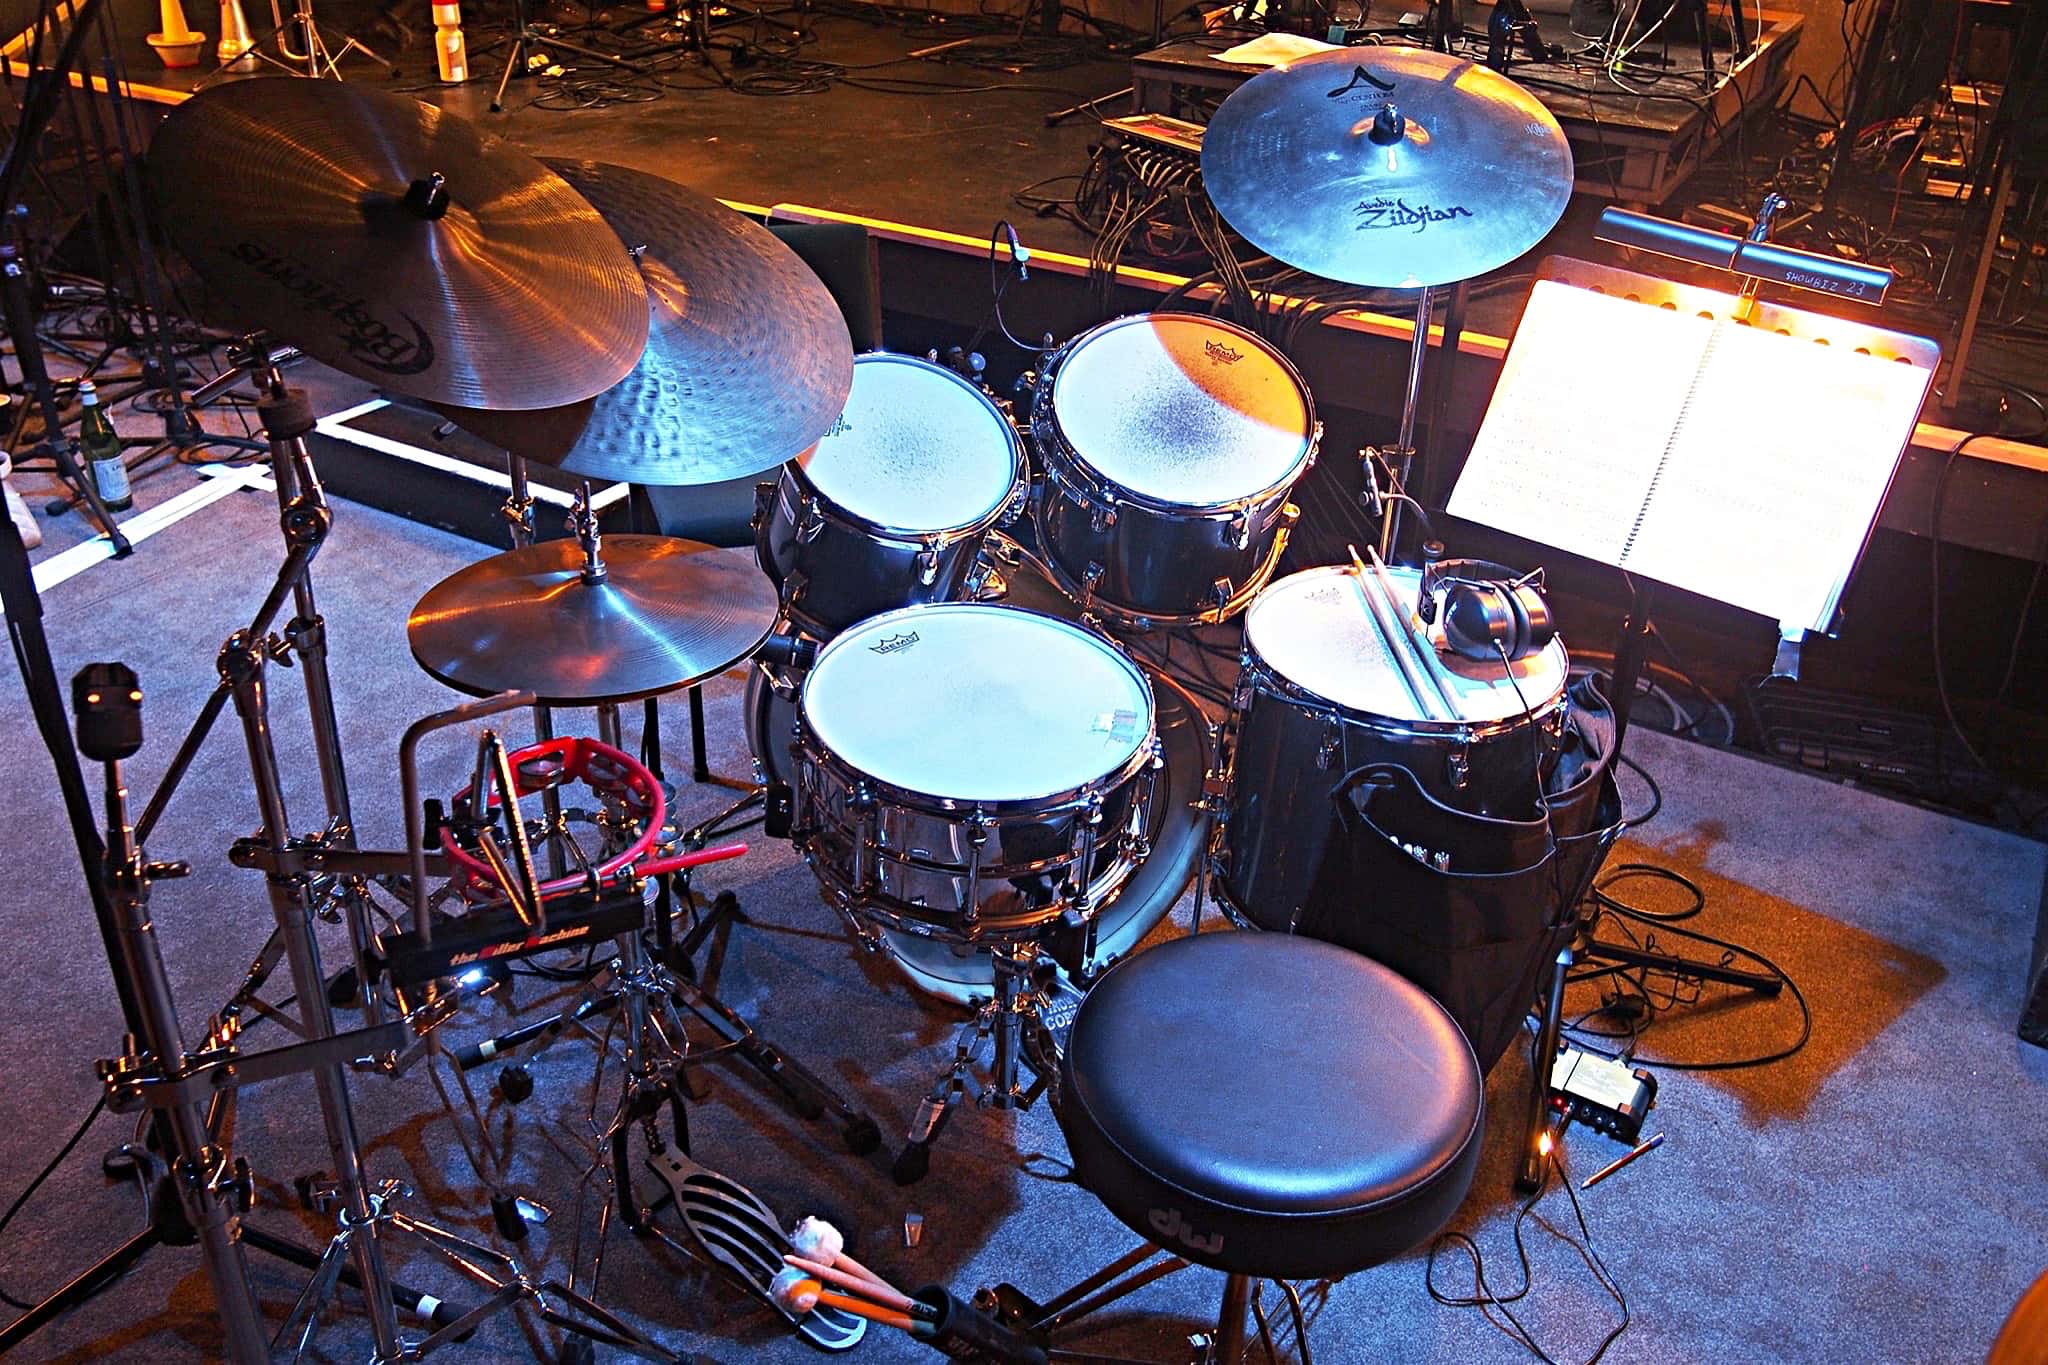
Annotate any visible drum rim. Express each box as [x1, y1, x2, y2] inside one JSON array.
[[784, 351, 1024, 541], [1241, 564, 1572, 735], [798, 601, 1160, 811], [1035, 312, 1320, 514]]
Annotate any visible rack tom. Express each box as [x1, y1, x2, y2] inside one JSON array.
[[757, 353, 1024, 637], [1029, 313, 1318, 627], [1218, 564, 1570, 933]]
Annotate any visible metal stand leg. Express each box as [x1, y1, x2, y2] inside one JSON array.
[[893, 944, 1048, 1184]]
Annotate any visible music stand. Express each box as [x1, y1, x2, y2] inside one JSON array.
[[1445, 224, 1938, 1187]]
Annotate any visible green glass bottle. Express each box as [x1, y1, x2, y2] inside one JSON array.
[[77, 379, 130, 513]]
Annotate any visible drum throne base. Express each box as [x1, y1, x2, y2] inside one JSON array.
[[975, 931, 1484, 1361]]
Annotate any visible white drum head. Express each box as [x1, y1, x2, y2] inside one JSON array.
[[1050, 314, 1312, 506], [795, 354, 1017, 533], [1245, 565, 1567, 723], [802, 604, 1152, 802]]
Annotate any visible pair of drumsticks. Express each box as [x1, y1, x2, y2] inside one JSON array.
[[770, 1217, 934, 1337]]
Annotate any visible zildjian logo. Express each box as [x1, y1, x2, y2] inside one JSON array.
[[1326, 65, 1396, 99], [868, 631, 920, 655], [1353, 196, 1476, 233]]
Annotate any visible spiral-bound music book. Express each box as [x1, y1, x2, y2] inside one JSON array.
[[1447, 259, 1939, 640]]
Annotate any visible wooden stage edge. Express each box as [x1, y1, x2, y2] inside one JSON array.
[[19, 57, 2048, 484]]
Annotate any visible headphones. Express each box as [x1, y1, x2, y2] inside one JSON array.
[[1416, 557, 1557, 664]]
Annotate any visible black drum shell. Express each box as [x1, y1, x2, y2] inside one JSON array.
[[1218, 662, 1568, 934]]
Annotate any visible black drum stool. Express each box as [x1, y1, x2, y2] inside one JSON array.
[[988, 931, 1483, 1361]]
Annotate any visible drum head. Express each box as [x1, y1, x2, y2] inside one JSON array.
[[1245, 565, 1567, 723], [802, 603, 1153, 803], [793, 353, 1017, 533], [1050, 314, 1312, 507]]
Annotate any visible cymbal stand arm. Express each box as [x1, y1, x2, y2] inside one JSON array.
[[1377, 285, 1434, 559]]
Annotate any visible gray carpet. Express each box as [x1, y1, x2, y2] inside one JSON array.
[[0, 471, 2043, 1364]]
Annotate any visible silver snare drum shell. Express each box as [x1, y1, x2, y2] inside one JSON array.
[[791, 602, 1160, 941], [1217, 564, 1570, 933], [758, 352, 1025, 637], [1029, 313, 1320, 627]]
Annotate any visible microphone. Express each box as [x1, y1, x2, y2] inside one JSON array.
[[1001, 221, 1029, 281]]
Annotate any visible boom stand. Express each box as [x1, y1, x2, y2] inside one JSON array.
[[1371, 285, 1435, 559]]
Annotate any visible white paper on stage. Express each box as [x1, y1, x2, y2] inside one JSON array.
[[1448, 271, 1937, 636]]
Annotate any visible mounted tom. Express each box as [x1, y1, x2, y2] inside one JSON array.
[[1028, 313, 1319, 628], [755, 352, 1026, 639]]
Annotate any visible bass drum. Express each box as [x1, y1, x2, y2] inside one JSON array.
[[744, 535, 1208, 1005], [1217, 563, 1571, 934]]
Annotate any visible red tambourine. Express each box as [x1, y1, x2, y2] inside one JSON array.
[[444, 735, 674, 904]]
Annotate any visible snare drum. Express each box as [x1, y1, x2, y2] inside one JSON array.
[[1218, 564, 1570, 933], [757, 353, 1024, 637], [1029, 313, 1319, 626], [791, 602, 1159, 941]]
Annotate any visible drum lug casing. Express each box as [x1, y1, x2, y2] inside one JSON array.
[[916, 537, 942, 587], [1316, 717, 1343, 770], [1088, 499, 1118, 534], [1226, 507, 1251, 552], [751, 480, 777, 532], [796, 495, 826, 544], [1445, 748, 1472, 790]]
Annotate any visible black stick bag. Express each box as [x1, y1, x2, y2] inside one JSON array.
[[1298, 677, 1625, 1072]]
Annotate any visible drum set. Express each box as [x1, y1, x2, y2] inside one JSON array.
[[54, 39, 1597, 1364]]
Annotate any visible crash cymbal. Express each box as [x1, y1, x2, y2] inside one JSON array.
[[408, 536, 778, 704], [1200, 47, 1573, 288], [144, 80, 648, 409], [434, 160, 854, 487]]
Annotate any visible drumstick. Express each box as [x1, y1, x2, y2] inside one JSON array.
[[1362, 543, 1460, 721], [1347, 544, 1450, 723], [783, 1254, 918, 1313], [771, 1273, 918, 1333], [788, 1217, 910, 1300]]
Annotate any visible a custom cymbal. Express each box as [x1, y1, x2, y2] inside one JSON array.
[[408, 536, 778, 704], [434, 160, 854, 487], [1200, 47, 1573, 288], [144, 80, 648, 409]]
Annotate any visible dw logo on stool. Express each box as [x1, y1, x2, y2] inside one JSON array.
[[1149, 1207, 1225, 1257]]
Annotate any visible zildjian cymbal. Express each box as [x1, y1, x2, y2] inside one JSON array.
[[407, 536, 778, 704], [143, 79, 648, 409], [432, 160, 855, 487], [1200, 47, 1574, 288]]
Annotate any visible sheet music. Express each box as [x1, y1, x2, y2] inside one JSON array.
[[1621, 322, 1933, 629], [1451, 276, 1933, 635], [1449, 282, 1717, 567]]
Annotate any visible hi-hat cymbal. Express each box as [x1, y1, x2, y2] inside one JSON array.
[[1200, 48, 1573, 288], [144, 80, 649, 410], [408, 536, 778, 704], [433, 160, 855, 487]]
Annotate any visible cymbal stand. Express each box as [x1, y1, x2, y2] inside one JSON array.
[[270, 0, 393, 77], [489, 0, 651, 113], [138, 337, 388, 1041], [1370, 285, 1434, 560]]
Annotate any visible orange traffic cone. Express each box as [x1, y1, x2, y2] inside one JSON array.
[[147, 0, 207, 66]]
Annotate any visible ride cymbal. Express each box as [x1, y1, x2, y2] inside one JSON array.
[[1200, 47, 1573, 288], [144, 79, 649, 409], [434, 160, 855, 487], [408, 536, 778, 704]]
